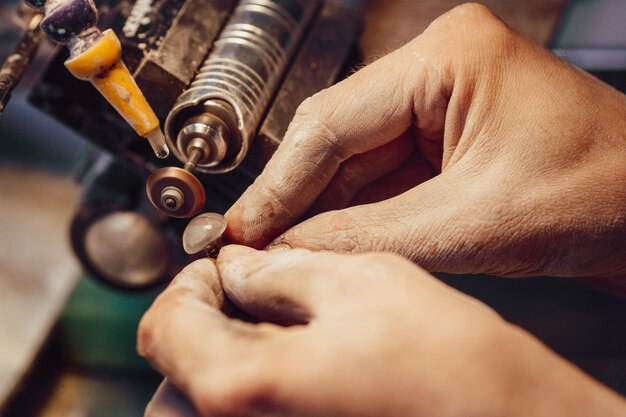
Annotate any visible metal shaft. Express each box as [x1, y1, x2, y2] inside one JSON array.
[[157, 147, 204, 213], [165, 0, 321, 174], [184, 148, 203, 172]]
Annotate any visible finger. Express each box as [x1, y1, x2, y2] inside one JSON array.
[[137, 259, 278, 410], [217, 245, 351, 323], [307, 131, 416, 216], [145, 380, 198, 417], [226, 41, 454, 248], [269, 167, 496, 274], [350, 150, 435, 207]]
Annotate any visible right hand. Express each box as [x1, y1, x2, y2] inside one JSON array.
[[225, 3, 626, 281]]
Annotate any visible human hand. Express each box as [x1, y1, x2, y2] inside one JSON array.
[[139, 246, 626, 417], [225, 3, 626, 280]]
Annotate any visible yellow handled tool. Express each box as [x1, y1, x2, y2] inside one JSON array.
[[24, 0, 169, 158], [65, 30, 168, 158]]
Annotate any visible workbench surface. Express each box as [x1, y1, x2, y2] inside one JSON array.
[[0, 166, 81, 410]]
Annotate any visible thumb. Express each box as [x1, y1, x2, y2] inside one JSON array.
[[269, 168, 491, 274], [217, 245, 348, 324]]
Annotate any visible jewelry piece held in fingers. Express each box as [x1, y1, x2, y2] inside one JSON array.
[[183, 213, 228, 258]]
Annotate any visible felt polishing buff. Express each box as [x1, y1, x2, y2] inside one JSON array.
[[64, 30, 169, 158]]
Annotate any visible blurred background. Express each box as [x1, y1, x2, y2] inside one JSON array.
[[1, 0, 625, 415]]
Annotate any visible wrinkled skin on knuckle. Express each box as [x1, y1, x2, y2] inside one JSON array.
[[408, 60, 450, 138], [293, 88, 326, 119], [425, 3, 510, 42], [291, 90, 348, 158], [279, 210, 380, 253], [422, 3, 512, 58], [278, 107, 348, 195], [174, 260, 224, 305]]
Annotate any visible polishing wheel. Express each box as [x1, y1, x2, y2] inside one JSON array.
[[147, 167, 206, 218]]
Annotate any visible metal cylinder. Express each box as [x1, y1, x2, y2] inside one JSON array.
[[165, 0, 321, 173]]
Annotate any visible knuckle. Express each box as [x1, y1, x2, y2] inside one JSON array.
[[195, 366, 276, 416], [171, 258, 216, 285], [440, 3, 501, 30], [424, 3, 512, 54], [294, 88, 327, 118], [136, 309, 157, 358], [289, 88, 351, 160], [288, 112, 344, 159], [451, 2, 496, 20], [262, 182, 298, 220], [136, 289, 186, 360], [292, 88, 335, 130]]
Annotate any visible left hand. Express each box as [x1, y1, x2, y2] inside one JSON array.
[[138, 246, 626, 417]]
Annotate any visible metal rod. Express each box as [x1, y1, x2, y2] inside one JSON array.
[[184, 148, 203, 172]]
